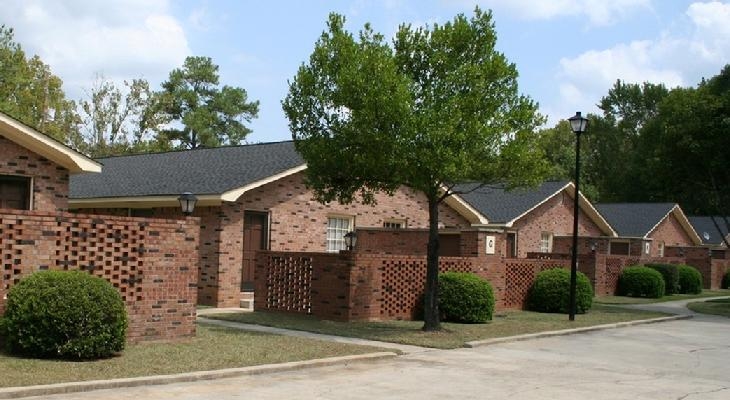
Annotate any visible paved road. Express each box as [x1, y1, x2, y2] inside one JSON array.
[[31, 313, 730, 400]]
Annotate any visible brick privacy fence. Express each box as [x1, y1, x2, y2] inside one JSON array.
[[254, 229, 730, 322], [0, 209, 199, 342]]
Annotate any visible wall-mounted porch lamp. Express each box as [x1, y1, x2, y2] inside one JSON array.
[[178, 192, 198, 216], [344, 231, 358, 251]]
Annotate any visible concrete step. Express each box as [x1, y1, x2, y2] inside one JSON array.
[[240, 291, 254, 311]]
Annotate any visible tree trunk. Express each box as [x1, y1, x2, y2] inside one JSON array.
[[422, 192, 441, 331]]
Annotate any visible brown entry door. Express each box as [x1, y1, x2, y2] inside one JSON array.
[[506, 233, 517, 258], [242, 211, 268, 291]]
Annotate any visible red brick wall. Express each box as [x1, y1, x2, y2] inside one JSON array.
[[0, 209, 199, 342], [83, 171, 471, 308], [239, 171, 470, 252], [0, 135, 69, 211], [511, 192, 604, 257], [649, 212, 696, 257]]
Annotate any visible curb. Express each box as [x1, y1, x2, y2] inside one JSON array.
[[464, 314, 693, 348], [0, 352, 397, 399]]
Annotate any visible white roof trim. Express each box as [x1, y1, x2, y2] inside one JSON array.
[[442, 188, 489, 225], [646, 204, 703, 245], [70, 195, 223, 209], [0, 112, 101, 174], [502, 182, 617, 236], [70, 165, 308, 208], [502, 182, 573, 228], [220, 164, 307, 202]]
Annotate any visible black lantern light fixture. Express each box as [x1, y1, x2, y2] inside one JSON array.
[[344, 231, 357, 251], [178, 192, 198, 216], [568, 111, 588, 322]]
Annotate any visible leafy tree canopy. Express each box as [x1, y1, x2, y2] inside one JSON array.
[[0, 25, 80, 146], [156, 56, 260, 149], [283, 9, 547, 330]]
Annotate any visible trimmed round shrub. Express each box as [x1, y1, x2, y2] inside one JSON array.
[[677, 265, 703, 294], [722, 271, 730, 289], [527, 268, 593, 314], [645, 264, 679, 295], [438, 272, 495, 323], [618, 266, 665, 298], [3, 270, 128, 360]]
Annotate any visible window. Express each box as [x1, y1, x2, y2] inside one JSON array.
[[326, 216, 353, 252], [383, 220, 406, 229], [0, 175, 31, 210], [539, 232, 553, 253], [610, 241, 629, 255], [658, 242, 665, 257]]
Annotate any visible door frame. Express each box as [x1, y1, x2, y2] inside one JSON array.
[[242, 210, 271, 291]]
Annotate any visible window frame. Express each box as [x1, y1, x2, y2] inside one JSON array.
[[539, 231, 553, 253], [383, 219, 406, 229], [0, 175, 32, 210], [326, 215, 354, 253]]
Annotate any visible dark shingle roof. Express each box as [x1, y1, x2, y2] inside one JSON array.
[[70, 141, 304, 198], [454, 181, 570, 224], [594, 203, 676, 237], [688, 216, 729, 245]]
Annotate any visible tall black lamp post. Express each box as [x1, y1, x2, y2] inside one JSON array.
[[568, 111, 588, 321]]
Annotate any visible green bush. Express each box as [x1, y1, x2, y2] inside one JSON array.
[[3, 270, 128, 360], [527, 268, 593, 314], [645, 263, 679, 295], [438, 272, 495, 323], [677, 265, 703, 294], [722, 271, 730, 289], [618, 266, 665, 298]]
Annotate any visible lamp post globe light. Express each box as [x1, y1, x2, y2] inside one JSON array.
[[178, 192, 198, 216], [568, 111, 588, 321]]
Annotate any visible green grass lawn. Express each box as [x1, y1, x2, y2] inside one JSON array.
[[595, 289, 730, 305], [204, 304, 667, 350], [687, 298, 730, 317], [0, 324, 386, 388]]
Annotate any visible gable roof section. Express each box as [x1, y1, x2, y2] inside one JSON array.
[[596, 203, 702, 244], [0, 112, 101, 174], [451, 181, 615, 235], [688, 216, 729, 246], [70, 141, 305, 207]]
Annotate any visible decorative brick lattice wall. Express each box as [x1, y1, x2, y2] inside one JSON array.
[[265, 254, 313, 313], [503, 259, 566, 309], [0, 210, 199, 342], [379, 257, 474, 320]]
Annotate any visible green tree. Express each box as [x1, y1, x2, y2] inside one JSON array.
[[637, 65, 730, 216], [78, 75, 169, 157], [0, 25, 80, 145], [156, 56, 260, 149], [283, 9, 546, 331], [535, 119, 599, 200]]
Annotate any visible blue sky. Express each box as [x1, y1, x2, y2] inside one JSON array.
[[3, 1, 730, 143]]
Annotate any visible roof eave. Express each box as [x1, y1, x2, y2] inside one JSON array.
[[505, 182, 618, 237], [0, 112, 102, 174], [646, 205, 703, 246], [220, 164, 307, 202], [70, 194, 224, 209], [443, 190, 489, 225]]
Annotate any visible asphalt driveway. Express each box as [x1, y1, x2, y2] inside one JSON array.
[[27, 311, 730, 400]]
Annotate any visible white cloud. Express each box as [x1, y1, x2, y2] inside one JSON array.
[[1, 0, 191, 99], [547, 1, 730, 123], [473, 0, 652, 26]]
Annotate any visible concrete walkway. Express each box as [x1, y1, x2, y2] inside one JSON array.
[[197, 317, 433, 354], [615, 295, 730, 316]]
